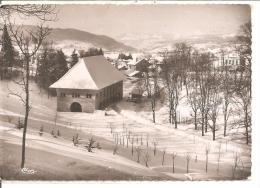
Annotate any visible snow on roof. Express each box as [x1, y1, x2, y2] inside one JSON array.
[[118, 64, 127, 69], [128, 58, 148, 66], [128, 70, 140, 77], [49, 56, 126, 90]]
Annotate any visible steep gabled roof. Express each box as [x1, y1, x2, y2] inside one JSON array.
[[49, 55, 125, 90], [128, 58, 149, 66]]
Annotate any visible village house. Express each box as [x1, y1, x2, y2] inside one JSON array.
[[128, 58, 150, 72], [213, 52, 241, 70], [120, 58, 150, 78], [49, 55, 125, 113]]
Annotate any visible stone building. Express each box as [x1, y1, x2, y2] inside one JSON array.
[[49, 55, 125, 113]]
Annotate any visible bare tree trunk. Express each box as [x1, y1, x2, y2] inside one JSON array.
[[212, 121, 216, 141], [205, 112, 208, 133], [245, 106, 249, 145], [194, 111, 197, 130], [201, 110, 205, 136], [174, 110, 177, 129], [152, 108, 155, 123], [223, 106, 227, 137], [169, 108, 172, 124], [21, 56, 30, 169], [172, 158, 175, 173]]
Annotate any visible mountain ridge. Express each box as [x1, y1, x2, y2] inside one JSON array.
[[0, 24, 136, 52]]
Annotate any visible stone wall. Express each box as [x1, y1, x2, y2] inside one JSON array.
[[56, 89, 97, 113], [55, 81, 123, 113]]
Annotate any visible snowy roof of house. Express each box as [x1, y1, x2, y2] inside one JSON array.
[[128, 58, 148, 66], [128, 70, 140, 77], [49, 55, 126, 90], [118, 64, 127, 69]]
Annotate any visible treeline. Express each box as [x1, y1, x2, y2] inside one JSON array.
[[78, 47, 103, 58], [0, 23, 106, 93], [0, 24, 21, 79], [35, 46, 68, 91], [145, 22, 251, 144], [118, 53, 133, 60], [36, 46, 104, 93]]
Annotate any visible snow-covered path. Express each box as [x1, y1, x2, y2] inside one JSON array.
[[0, 123, 166, 179]]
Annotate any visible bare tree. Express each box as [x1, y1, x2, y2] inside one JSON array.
[[161, 54, 183, 128], [186, 80, 200, 130], [220, 50, 233, 137], [126, 133, 129, 148], [153, 140, 157, 156], [113, 144, 119, 155], [84, 137, 101, 152], [144, 62, 159, 123], [233, 22, 251, 145], [186, 153, 191, 173], [8, 24, 51, 168], [39, 125, 43, 136], [217, 142, 222, 173], [131, 137, 134, 156], [197, 53, 212, 136], [57, 129, 60, 137], [233, 86, 251, 145], [146, 134, 149, 148], [161, 148, 166, 166], [72, 133, 79, 146], [207, 69, 222, 141], [144, 151, 151, 167], [205, 145, 210, 173], [232, 152, 240, 179], [172, 152, 177, 173], [186, 51, 200, 130], [1, 5, 56, 169], [135, 146, 142, 163]]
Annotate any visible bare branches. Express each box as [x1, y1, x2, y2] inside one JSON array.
[[186, 153, 191, 173], [143, 62, 159, 123], [3, 5, 56, 169], [8, 22, 51, 58], [0, 5, 57, 22]]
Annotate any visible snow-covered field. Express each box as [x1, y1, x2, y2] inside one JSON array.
[[0, 79, 251, 180]]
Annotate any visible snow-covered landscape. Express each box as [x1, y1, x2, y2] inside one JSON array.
[[0, 4, 253, 182]]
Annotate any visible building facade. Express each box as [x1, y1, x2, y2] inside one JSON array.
[[50, 56, 125, 113]]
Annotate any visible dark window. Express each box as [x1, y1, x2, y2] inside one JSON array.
[[86, 94, 92, 98], [72, 93, 80, 98], [60, 93, 66, 97]]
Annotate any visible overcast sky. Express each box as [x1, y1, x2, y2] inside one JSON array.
[[16, 4, 250, 39]]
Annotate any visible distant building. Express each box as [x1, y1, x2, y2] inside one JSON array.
[[128, 58, 150, 72], [213, 52, 240, 69], [49, 56, 125, 113], [222, 53, 240, 67]]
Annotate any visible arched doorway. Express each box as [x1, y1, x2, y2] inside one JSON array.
[[70, 102, 82, 112]]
